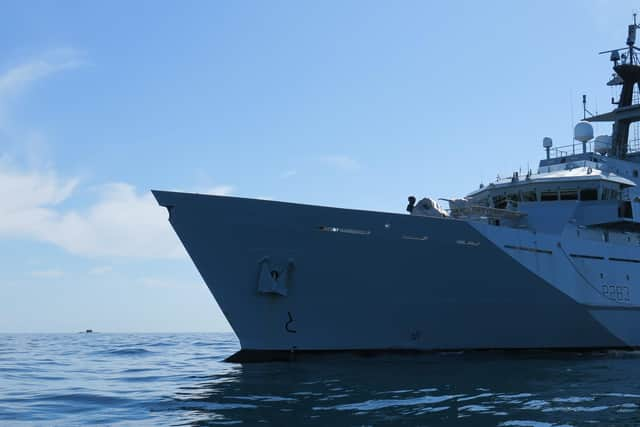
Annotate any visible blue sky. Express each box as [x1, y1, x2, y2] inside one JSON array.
[[0, 1, 636, 332]]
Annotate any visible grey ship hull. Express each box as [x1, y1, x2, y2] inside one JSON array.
[[153, 191, 635, 361]]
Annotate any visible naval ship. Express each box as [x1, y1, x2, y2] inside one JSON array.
[[154, 18, 640, 362]]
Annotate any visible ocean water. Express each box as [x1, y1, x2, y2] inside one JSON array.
[[2, 334, 640, 426]]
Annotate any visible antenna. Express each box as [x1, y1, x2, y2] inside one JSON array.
[[628, 13, 639, 65], [592, 13, 640, 159], [629, 17, 637, 46], [599, 14, 640, 64], [582, 94, 593, 119]]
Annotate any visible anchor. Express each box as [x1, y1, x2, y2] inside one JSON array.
[[257, 256, 295, 296]]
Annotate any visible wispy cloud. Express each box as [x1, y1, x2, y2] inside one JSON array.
[[201, 185, 234, 196], [139, 277, 181, 289], [88, 266, 113, 275], [29, 269, 64, 278], [0, 162, 77, 211], [0, 158, 240, 259], [0, 48, 228, 260], [323, 155, 361, 171], [0, 163, 185, 259], [0, 48, 87, 145], [0, 48, 86, 100], [280, 169, 297, 179]]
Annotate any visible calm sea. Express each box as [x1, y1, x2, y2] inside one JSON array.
[[1, 333, 640, 426]]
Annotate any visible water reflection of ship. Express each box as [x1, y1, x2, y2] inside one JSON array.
[[170, 352, 637, 425]]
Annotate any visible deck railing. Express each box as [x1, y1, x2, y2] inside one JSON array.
[[547, 142, 594, 159]]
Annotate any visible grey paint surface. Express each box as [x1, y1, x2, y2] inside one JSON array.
[[153, 191, 628, 353]]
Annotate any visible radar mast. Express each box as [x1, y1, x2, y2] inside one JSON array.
[[587, 14, 640, 159]]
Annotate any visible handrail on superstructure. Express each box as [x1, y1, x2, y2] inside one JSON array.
[[547, 142, 595, 160]]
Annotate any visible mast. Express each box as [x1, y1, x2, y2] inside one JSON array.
[[587, 14, 640, 159]]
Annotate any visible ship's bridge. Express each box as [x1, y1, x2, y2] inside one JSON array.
[[466, 166, 635, 209], [451, 167, 637, 231]]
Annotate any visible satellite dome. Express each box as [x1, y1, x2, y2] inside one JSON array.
[[543, 137, 553, 148], [574, 122, 594, 143], [594, 135, 612, 155]]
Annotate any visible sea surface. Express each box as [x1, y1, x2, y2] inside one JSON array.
[[2, 333, 640, 426]]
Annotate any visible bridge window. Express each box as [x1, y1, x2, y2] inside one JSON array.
[[560, 190, 578, 200], [540, 191, 558, 201], [602, 188, 620, 200], [493, 195, 507, 209], [521, 190, 537, 202], [580, 188, 598, 201]]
